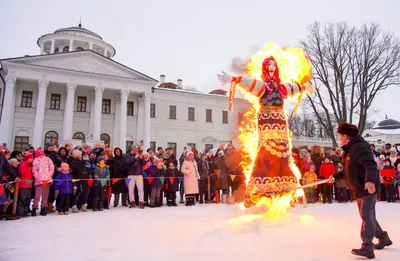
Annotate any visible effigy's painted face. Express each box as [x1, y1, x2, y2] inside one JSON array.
[[268, 60, 277, 77]]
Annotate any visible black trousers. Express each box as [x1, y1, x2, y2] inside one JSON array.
[[57, 194, 71, 212], [321, 184, 333, 202], [17, 188, 32, 216], [92, 186, 104, 210], [356, 194, 385, 251], [198, 179, 208, 201], [167, 189, 177, 203], [384, 184, 395, 201]]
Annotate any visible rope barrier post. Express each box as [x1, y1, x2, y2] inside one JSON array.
[[7, 181, 20, 220]]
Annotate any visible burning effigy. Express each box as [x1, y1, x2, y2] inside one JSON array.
[[217, 43, 315, 212]]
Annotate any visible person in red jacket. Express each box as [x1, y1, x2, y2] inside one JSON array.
[[380, 159, 396, 203], [17, 152, 34, 217], [319, 157, 335, 203]]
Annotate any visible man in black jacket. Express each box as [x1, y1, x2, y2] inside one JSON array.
[[333, 123, 392, 259]]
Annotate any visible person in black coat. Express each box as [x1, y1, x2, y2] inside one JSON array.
[[165, 161, 179, 206], [69, 150, 90, 212], [109, 148, 128, 207], [45, 144, 63, 213], [333, 122, 392, 259]]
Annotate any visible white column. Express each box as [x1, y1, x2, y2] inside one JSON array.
[[93, 86, 104, 141], [104, 48, 108, 56], [89, 42, 93, 51], [50, 39, 55, 53], [143, 92, 151, 150], [0, 76, 17, 146], [62, 83, 76, 140], [113, 94, 121, 148], [69, 39, 73, 52], [32, 80, 49, 148], [136, 95, 144, 145], [40, 44, 45, 54], [120, 90, 129, 150], [89, 92, 95, 139]]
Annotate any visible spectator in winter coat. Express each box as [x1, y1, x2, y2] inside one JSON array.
[[110, 148, 128, 207], [334, 162, 348, 203], [10, 150, 23, 162], [319, 157, 336, 203], [17, 152, 34, 217], [141, 152, 153, 206], [69, 150, 90, 212], [394, 152, 400, 169], [32, 149, 55, 216], [395, 164, 400, 201], [181, 151, 200, 206], [334, 122, 391, 258], [165, 161, 179, 206], [389, 148, 397, 166], [380, 159, 396, 203], [370, 144, 381, 158], [149, 162, 164, 207], [197, 154, 210, 204], [92, 157, 110, 211], [58, 147, 69, 162], [45, 143, 62, 213], [54, 163, 77, 215], [124, 145, 145, 209]]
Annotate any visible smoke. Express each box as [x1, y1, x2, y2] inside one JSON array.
[[230, 56, 249, 76]]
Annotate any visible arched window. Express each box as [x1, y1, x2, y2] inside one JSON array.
[[100, 133, 110, 147], [54, 47, 59, 53], [44, 131, 59, 145], [73, 132, 85, 142], [76, 47, 84, 51], [63, 46, 69, 52]]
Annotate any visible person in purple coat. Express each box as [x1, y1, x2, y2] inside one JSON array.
[[149, 162, 165, 208], [54, 163, 77, 215]]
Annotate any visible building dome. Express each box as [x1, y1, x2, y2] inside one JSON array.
[[373, 118, 400, 130], [37, 23, 116, 58]]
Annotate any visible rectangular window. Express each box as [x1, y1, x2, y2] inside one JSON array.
[[150, 103, 156, 118], [169, 105, 176, 119], [238, 112, 244, 124], [21, 91, 33, 107], [187, 143, 196, 149], [205, 144, 214, 153], [102, 99, 111, 114], [206, 109, 212, 122], [127, 101, 134, 116], [77, 96, 87, 112], [126, 140, 134, 154], [150, 141, 156, 152], [188, 107, 195, 121], [167, 142, 177, 156], [14, 136, 29, 152], [222, 111, 228, 124], [50, 94, 61, 110]]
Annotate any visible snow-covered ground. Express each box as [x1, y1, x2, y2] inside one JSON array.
[[1, 202, 398, 261]]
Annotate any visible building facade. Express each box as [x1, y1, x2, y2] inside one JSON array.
[[0, 24, 250, 157], [363, 118, 400, 147]]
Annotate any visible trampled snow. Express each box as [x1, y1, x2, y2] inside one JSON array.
[[1, 202, 398, 261]]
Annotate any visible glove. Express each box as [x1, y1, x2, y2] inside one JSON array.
[[55, 190, 59, 198], [217, 71, 232, 85], [303, 82, 316, 95]]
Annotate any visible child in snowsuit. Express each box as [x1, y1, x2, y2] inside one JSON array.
[[302, 165, 318, 203], [54, 163, 77, 215], [93, 156, 110, 211], [380, 159, 396, 202], [165, 161, 179, 206]]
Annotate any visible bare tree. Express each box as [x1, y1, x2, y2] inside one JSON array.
[[288, 114, 304, 137], [301, 22, 400, 146]]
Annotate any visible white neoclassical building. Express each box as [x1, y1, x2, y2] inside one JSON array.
[[0, 24, 250, 156]]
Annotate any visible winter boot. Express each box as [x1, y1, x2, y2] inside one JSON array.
[[40, 208, 47, 216], [129, 201, 135, 208], [351, 248, 375, 259], [375, 232, 393, 250], [72, 206, 79, 213], [114, 194, 120, 207], [47, 203, 56, 213], [191, 197, 195, 206], [31, 208, 37, 216], [58, 212, 65, 215], [139, 202, 145, 209], [80, 204, 88, 212]]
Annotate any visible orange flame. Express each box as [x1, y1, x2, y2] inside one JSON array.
[[237, 43, 312, 215]]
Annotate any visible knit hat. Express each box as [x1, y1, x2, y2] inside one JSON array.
[[97, 156, 104, 163], [389, 147, 397, 153], [9, 158, 18, 164], [337, 122, 358, 137], [72, 149, 82, 159], [35, 148, 45, 158], [24, 152, 34, 161]]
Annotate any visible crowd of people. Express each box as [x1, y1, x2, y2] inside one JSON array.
[[1, 141, 399, 220]]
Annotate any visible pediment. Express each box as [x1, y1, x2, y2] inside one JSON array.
[[201, 136, 218, 143], [5, 51, 156, 83]]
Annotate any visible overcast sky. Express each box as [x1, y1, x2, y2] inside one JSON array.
[[2, 0, 399, 123]]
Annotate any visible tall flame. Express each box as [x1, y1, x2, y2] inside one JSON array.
[[237, 43, 312, 214]]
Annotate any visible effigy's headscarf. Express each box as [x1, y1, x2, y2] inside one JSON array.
[[261, 56, 287, 98]]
